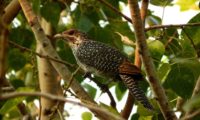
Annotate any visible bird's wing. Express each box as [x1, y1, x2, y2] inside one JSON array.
[[118, 60, 143, 80]]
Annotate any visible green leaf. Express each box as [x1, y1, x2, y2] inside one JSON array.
[[32, 0, 41, 13], [164, 58, 200, 99], [146, 15, 162, 26], [100, 0, 120, 19], [176, 0, 198, 11], [57, 40, 76, 64], [137, 99, 156, 116], [131, 113, 139, 120], [148, 40, 165, 58], [8, 49, 27, 71], [40, 1, 61, 27], [109, 21, 135, 43], [16, 87, 35, 92], [10, 79, 25, 89], [99, 102, 119, 115], [0, 97, 24, 114], [81, 112, 92, 120], [9, 28, 34, 48], [159, 28, 181, 56], [82, 83, 97, 99], [183, 94, 200, 112], [157, 63, 171, 83], [115, 82, 126, 101], [77, 15, 94, 32], [181, 13, 200, 54], [150, 0, 173, 6]]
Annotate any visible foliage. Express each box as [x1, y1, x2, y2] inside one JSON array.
[[1, 0, 200, 120]]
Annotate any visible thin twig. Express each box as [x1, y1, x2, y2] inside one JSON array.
[[164, 31, 178, 49], [9, 40, 75, 68], [97, 0, 132, 23], [65, 67, 80, 90], [86, 74, 117, 109], [145, 22, 200, 31], [0, 92, 124, 120], [181, 109, 200, 120]]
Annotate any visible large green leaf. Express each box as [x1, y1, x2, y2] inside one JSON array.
[[157, 63, 171, 83], [164, 58, 200, 99], [40, 1, 61, 27], [181, 13, 200, 56], [148, 40, 165, 62], [0, 97, 24, 114], [8, 49, 27, 71], [76, 15, 94, 32], [9, 27, 34, 48], [184, 94, 200, 112]]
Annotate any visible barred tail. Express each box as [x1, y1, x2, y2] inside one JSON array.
[[120, 74, 154, 110]]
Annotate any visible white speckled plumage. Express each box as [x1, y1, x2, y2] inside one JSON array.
[[56, 29, 153, 110]]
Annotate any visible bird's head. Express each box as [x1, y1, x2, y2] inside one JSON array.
[[54, 29, 88, 48]]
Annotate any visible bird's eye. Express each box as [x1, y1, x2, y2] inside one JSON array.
[[68, 30, 75, 35]]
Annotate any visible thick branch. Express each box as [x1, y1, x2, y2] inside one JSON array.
[[128, 0, 177, 120], [121, 0, 149, 119], [2, 0, 21, 26]]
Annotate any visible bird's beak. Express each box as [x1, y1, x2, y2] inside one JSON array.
[[54, 33, 75, 43], [54, 33, 64, 39]]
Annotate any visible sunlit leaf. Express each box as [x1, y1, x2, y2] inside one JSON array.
[[81, 112, 92, 120], [176, 0, 198, 11], [150, 0, 173, 6], [157, 63, 171, 83], [82, 83, 97, 99], [115, 82, 126, 101]]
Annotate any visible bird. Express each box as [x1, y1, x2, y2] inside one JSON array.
[[54, 29, 153, 110]]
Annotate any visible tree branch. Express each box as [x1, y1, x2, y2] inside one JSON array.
[[128, 0, 177, 120], [181, 109, 200, 120], [2, 0, 21, 26], [145, 22, 200, 31], [0, 92, 124, 120], [121, 0, 149, 119]]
